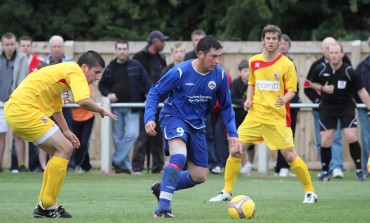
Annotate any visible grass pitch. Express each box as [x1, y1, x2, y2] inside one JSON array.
[[0, 169, 369, 222]]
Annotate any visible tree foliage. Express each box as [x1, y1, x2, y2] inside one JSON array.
[[0, 0, 368, 41]]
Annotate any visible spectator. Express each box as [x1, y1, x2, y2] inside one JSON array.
[[42, 35, 75, 171], [355, 36, 370, 176], [98, 40, 151, 174], [310, 42, 369, 182], [132, 31, 169, 174], [304, 37, 347, 179], [71, 85, 95, 173], [0, 32, 28, 173], [274, 34, 300, 177], [160, 42, 186, 76], [184, 29, 206, 61], [231, 59, 256, 176]]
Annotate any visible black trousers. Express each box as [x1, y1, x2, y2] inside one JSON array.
[[132, 111, 164, 173], [274, 104, 300, 173], [72, 116, 94, 171]]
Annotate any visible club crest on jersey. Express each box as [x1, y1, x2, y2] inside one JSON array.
[[274, 72, 279, 79], [255, 62, 260, 68], [337, 80, 347, 89], [41, 116, 48, 124], [208, 81, 216, 90]]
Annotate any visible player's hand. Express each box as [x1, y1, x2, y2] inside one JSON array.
[[275, 95, 285, 107], [228, 137, 242, 154], [63, 130, 80, 149], [100, 109, 117, 120], [243, 99, 252, 111], [322, 81, 334, 94], [145, 121, 157, 136]]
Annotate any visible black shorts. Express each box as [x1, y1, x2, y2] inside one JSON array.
[[319, 103, 357, 131]]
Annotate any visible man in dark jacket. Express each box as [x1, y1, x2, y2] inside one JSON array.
[[355, 36, 370, 176], [132, 31, 169, 174], [98, 40, 151, 174]]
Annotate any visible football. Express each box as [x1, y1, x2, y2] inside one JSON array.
[[228, 195, 256, 219]]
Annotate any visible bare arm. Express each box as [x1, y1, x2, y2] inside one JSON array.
[[52, 111, 80, 148], [275, 91, 296, 107], [243, 84, 255, 111], [78, 98, 117, 120]]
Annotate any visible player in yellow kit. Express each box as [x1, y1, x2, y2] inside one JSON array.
[[4, 51, 117, 218], [209, 25, 317, 203]]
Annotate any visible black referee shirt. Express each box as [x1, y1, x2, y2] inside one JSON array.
[[310, 62, 363, 106]]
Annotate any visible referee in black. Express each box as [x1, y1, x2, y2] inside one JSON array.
[[310, 42, 370, 182]]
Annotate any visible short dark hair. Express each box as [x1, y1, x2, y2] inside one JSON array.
[[115, 39, 129, 49], [196, 36, 223, 55], [238, 59, 249, 71], [1, 32, 16, 42], [77, 50, 105, 68], [19, 35, 32, 42], [261, 24, 281, 39]]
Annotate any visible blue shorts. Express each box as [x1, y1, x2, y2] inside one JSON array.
[[160, 116, 208, 168]]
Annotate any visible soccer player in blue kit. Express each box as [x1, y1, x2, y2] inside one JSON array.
[[144, 36, 242, 218]]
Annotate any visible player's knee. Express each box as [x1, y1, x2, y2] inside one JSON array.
[[230, 151, 242, 159], [169, 146, 187, 168], [57, 143, 73, 158], [192, 174, 207, 184], [281, 148, 296, 163]]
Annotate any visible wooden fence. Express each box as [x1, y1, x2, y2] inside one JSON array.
[[2, 40, 370, 170]]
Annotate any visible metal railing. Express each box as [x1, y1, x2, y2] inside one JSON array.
[[0, 100, 367, 173]]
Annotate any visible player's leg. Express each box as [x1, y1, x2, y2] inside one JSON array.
[[263, 124, 317, 203], [35, 127, 73, 215], [153, 117, 190, 218], [209, 118, 261, 202], [341, 108, 366, 181], [343, 127, 365, 181], [280, 148, 317, 203], [317, 107, 337, 181], [176, 127, 208, 190], [154, 138, 186, 218], [319, 129, 335, 180]]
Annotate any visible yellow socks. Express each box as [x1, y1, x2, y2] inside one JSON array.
[[223, 155, 241, 194], [289, 156, 314, 193], [37, 162, 49, 204], [39, 156, 69, 208]]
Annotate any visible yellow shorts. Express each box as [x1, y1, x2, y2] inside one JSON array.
[[4, 99, 55, 142], [238, 116, 294, 150]]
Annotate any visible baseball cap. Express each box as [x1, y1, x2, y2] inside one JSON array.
[[147, 30, 170, 42]]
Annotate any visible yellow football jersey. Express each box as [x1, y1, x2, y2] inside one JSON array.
[[248, 53, 297, 127], [9, 62, 90, 117]]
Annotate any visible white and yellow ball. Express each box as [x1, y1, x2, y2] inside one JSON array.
[[228, 195, 256, 219]]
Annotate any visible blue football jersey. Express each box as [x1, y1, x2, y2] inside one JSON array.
[[145, 60, 238, 138]]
